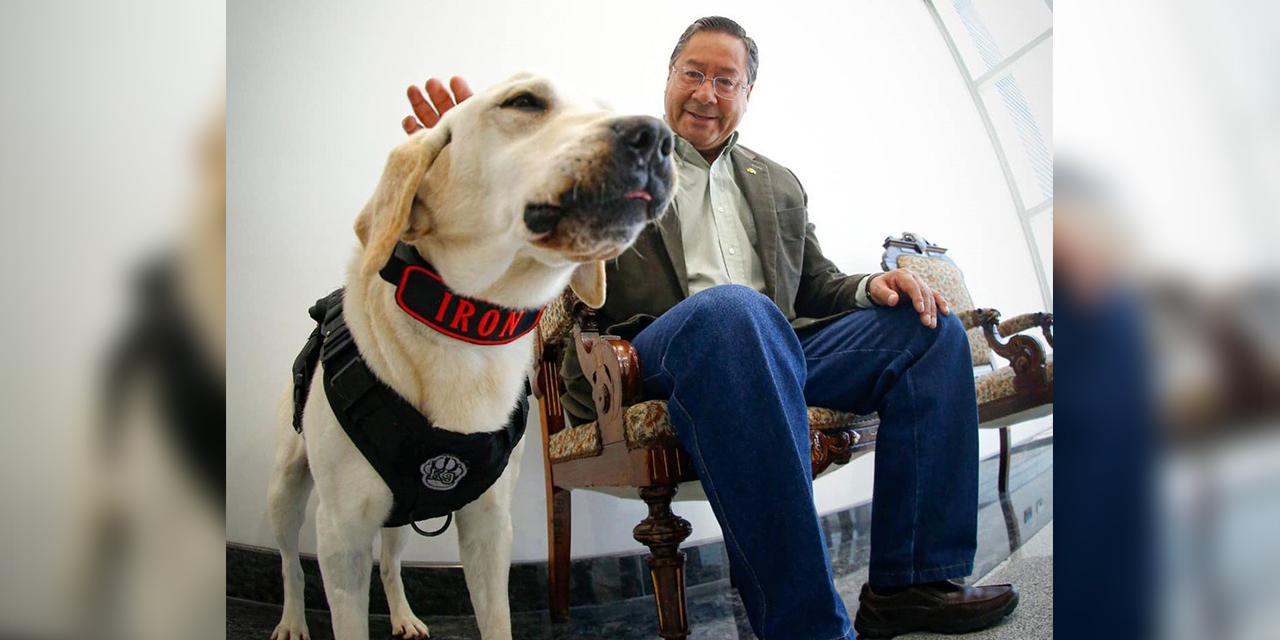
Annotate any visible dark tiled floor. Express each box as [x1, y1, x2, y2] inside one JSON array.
[[228, 436, 1052, 639]]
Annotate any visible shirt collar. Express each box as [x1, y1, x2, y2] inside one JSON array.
[[673, 131, 740, 169]]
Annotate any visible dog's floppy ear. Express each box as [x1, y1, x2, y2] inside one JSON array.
[[569, 260, 607, 309], [354, 127, 450, 276]]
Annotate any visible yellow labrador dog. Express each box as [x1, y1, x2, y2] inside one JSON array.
[[268, 73, 675, 640]]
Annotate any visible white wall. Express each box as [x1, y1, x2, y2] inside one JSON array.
[[228, 0, 1050, 563]]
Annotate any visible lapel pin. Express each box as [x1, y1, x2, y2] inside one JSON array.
[[746, 167, 757, 174]]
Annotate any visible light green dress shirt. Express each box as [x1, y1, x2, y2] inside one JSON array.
[[672, 134, 877, 306], [672, 133, 767, 296]]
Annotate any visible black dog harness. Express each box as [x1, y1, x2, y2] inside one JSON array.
[[292, 245, 541, 534]]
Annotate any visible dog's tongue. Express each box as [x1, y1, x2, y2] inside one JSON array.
[[625, 190, 652, 202]]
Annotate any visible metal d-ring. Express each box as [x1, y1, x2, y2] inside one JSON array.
[[409, 512, 453, 537]]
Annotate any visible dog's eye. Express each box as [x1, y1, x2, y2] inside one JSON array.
[[500, 93, 547, 112]]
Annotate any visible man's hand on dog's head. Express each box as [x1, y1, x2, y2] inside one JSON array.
[[403, 77, 473, 133], [869, 268, 950, 329]]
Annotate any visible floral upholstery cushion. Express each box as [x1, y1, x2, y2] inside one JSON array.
[[974, 366, 1016, 405], [896, 255, 989, 366], [807, 406, 877, 431], [550, 352, 1053, 461], [973, 354, 1054, 405], [536, 290, 575, 347], [546, 401, 873, 462], [623, 401, 674, 448], [965, 327, 991, 366], [547, 421, 602, 462], [896, 255, 975, 311], [621, 401, 875, 450]]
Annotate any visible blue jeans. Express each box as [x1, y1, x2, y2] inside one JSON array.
[[630, 285, 979, 640]]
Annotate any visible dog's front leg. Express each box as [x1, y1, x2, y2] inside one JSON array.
[[316, 504, 378, 640], [455, 439, 523, 640], [457, 500, 515, 640], [268, 426, 314, 640], [380, 526, 431, 638]]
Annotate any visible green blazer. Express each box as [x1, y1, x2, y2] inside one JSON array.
[[559, 143, 873, 425]]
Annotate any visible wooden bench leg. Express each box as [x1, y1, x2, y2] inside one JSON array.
[[998, 427, 1012, 495], [633, 485, 693, 640], [548, 486, 571, 622], [999, 490, 1022, 554]]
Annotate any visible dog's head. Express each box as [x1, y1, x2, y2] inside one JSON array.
[[354, 73, 676, 309]]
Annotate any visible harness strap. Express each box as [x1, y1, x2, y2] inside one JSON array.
[[292, 289, 344, 432]]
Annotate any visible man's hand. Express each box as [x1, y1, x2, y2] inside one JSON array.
[[402, 77, 474, 133], [869, 269, 950, 329]]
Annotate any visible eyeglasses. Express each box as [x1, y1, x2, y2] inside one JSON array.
[[669, 66, 749, 101]]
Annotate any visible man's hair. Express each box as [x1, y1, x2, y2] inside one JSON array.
[[669, 16, 759, 84]]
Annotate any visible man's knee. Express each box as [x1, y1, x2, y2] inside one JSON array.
[[685, 285, 783, 331], [921, 309, 974, 369], [880, 303, 969, 353], [937, 308, 967, 339], [673, 285, 799, 361]]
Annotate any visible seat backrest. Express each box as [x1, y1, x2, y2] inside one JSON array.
[[882, 232, 992, 366]]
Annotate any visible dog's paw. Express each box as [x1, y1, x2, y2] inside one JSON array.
[[391, 613, 431, 639], [270, 619, 311, 640]]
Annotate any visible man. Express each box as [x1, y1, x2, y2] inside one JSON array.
[[404, 16, 1017, 640]]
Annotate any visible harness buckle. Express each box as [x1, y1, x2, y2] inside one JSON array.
[[327, 355, 377, 412], [321, 325, 356, 363]]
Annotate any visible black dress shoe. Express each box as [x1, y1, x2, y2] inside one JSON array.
[[853, 580, 1019, 638]]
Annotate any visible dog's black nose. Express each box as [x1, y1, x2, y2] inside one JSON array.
[[613, 116, 673, 165]]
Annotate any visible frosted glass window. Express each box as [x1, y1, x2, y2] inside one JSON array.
[[978, 37, 1053, 205], [928, 0, 1053, 308], [935, 0, 1052, 79], [1030, 210, 1053, 298]]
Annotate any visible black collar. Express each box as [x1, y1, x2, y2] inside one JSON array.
[[378, 243, 545, 345]]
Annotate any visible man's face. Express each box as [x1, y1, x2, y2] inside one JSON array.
[[663, 31, 753, 157]]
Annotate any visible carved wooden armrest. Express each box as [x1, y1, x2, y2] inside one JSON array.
[[811, 429, 856, 478], [1039, 313, 1053, 348], [573, 302, 644, 445], [810, 420, 879, 477], [954, 309, 982, 330], [974, 308, 1052, 392], [997, 312, 1054, 348]]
